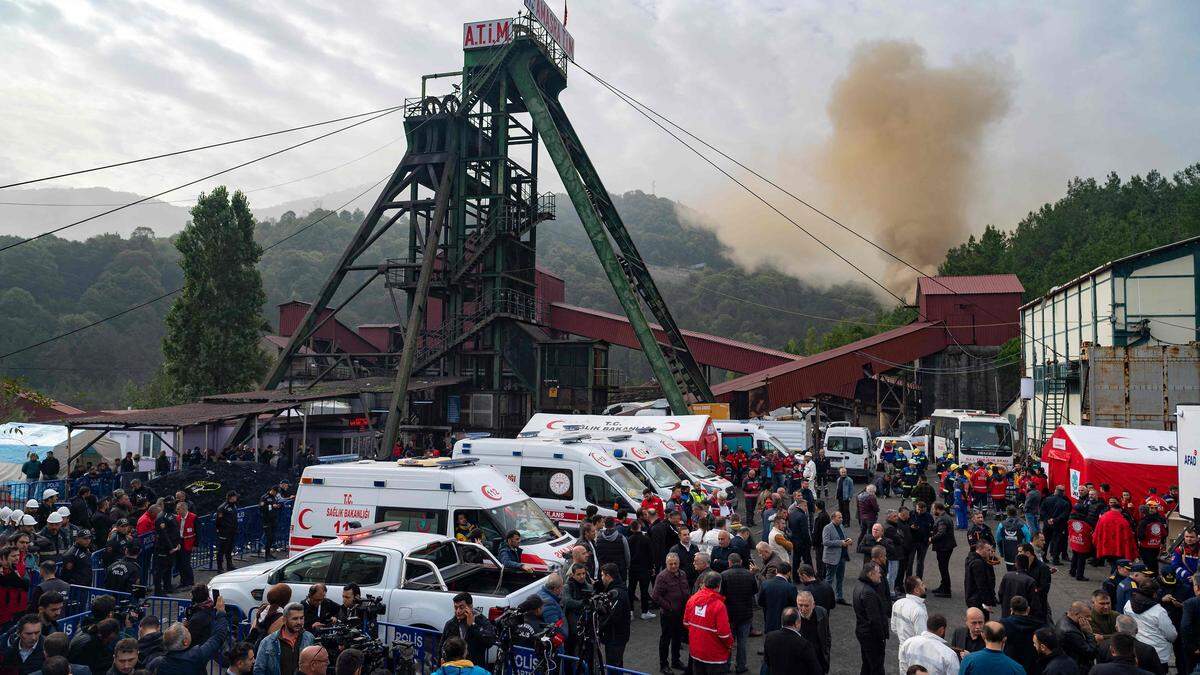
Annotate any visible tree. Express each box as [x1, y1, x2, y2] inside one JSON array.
[[162, 187, 269, 399], [0, 377, 53, 423]]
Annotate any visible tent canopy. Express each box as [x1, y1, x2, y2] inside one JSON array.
[[1041, 424, 1177, 502], [0, 423, 123, 481]]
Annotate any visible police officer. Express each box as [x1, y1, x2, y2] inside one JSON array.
[[215, 491, 240, 572], [153, 500, 180, 594], [104, 544, 141, 593], [60, 529, 95, 586], [104, 519, 133, 566], [259, 487, 281, 561]]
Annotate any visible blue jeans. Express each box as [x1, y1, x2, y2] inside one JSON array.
[[729, 619, 751, 671], [1026, 513, 1040, 535], [887, 559, 899, 596], [824, 558, 846, 600]]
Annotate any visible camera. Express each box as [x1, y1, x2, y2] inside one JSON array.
[[314, 624, 398, 675], [114, 586, 149, 625]]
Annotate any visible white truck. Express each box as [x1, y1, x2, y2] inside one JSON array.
[[206, 523, 550, 632]]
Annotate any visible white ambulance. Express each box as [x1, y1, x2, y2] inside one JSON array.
[[453, 435, 647, 528], [621, 431, 734, 495], [520, 413, 721, 464], [527, 430, 682, 500], [289, 457, 575, 569]]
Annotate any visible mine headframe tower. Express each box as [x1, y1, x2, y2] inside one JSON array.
[[254, 12, 712, 454]]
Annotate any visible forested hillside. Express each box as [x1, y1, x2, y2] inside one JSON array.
[[940, 166, 1200, 298], [0, 190, 882, 407]]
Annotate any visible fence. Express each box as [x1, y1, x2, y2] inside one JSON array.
[[86, 499, 295, 588], [377, 623, 645, 675]]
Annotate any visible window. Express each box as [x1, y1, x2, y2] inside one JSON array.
[[275, 551, 334, 584], [404, 557, 440, 585], [520, 466, 573, 500], [330, 551, 386, 586], [140, 433, 162, 456], [584, 473, 636, 510], [721, 433, 753, 455], [827, 436, 865, 455], [375, 507, 446, 535]]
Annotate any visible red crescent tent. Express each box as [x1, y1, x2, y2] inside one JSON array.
[[1041, 425, 1178, 503]]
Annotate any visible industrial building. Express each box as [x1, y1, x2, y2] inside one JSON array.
[[1021, 235, 1200, 448]]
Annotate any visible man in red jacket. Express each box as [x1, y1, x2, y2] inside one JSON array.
[[683, 572, 733, 674], [1094, 497, 1137, 573], [641, 489, 665, 521], [971, 464, 990, 516]]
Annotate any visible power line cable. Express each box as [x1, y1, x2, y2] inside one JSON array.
[[0, 107, 404, 254], [574, 60, 1074, 423], [0, 130, 408, 208], [0, 104, 405, 190]]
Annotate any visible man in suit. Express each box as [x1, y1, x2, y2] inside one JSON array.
[[756, 561, 797, 634], [762, 607, 822, 675], [821, 510, 853, 604], [788, 495, 812, 578], [853, 562, 889, 675]]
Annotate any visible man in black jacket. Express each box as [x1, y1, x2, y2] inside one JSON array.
[[59, 529, 95, 587], [964, 541, 999, 620], [594, 518, 630, 582], [810, 501, 832, 579], [442, 592, 496, 668], [1040, 486, 1072, 565], [796, 591, 832, 674], [763, 608, 822, 675], [1090, 632, 1151, 675], [648, 511, 676, 574], [152, 503, 180, 595], [757, 562, 797, 634], [997, 554, 1039, 619], [720, 554, 757, 673], [1020, 543, 1054, 622], [1057, 600, 1100, 672], [597, 564, 631, 669], [668, 528, 699, 587], [787, 496, 812, 576], [625, 519, 654, 619], [852, 562, 888, 675], [214, 491, 239, 573], [796, 565, 835, 614], [930, 502, 957, 597], [998, 595, 1042, 667]]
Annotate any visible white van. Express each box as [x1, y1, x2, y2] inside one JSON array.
[[822, 426, 872, 478], [713, 420, 791, 458], [291, 457, 575, 569], [756, 420, 812, 454], [454, 436, 647, 528]]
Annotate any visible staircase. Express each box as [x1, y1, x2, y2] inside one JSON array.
[[413, 288, 547, 371]]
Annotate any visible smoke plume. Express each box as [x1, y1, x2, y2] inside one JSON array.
[[685, 40, 1011, 295]]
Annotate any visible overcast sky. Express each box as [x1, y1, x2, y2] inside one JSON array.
[[1, 0, 1198, 264]]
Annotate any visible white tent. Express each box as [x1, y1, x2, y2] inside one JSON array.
[[0, 423, 123, 481]]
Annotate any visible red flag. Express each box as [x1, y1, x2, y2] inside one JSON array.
[[563, 1, 568, 25]]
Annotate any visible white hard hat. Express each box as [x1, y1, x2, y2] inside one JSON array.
[[46, 512, 63, 524], [42, 489, 58, 499], [21, 514, 37, 526], [24, 499, 38, 510], [681, 480, 692, 488], [10, 510, 22, 524], [57, 506, 70, 517], [0, 507, 10, 521]]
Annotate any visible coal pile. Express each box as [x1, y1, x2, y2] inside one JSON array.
[[146, 461, 293, 514]]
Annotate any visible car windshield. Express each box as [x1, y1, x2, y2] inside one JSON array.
[[762, 435, 789, 453], [638, 457, 680, 488], [485, 499, 561, 545], [828, 435, 865, 454], [961, 422, 1013, 452], [607, 466, 648, 502], [672, 451, 715, 479]]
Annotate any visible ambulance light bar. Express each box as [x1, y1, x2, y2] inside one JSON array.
[[338, 521, 404, 544]]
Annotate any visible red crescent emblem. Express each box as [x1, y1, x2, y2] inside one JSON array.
[[1107, 436, 1136, 450], [481, 485, 503, 501], [1072, 521, 1082, 532], [297, 508, 312, 530], [662, 421, 681, 431], [546, 419, 564, 430]]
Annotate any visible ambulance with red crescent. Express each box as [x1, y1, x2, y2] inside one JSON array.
[[520, 413, 721, 464], [453, 435, 648, 529], [289, 457, 574, 570]]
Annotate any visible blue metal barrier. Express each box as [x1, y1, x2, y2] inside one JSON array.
[[376, 623, 612, 675], [0, 479, 68, 508], [59, 610, 90, 638]]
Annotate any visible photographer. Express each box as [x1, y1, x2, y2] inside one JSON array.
[[67, 618, 120, 674], [336, 584, 363, 625], [252, 603, 313, 675], [301, 585, 338, 632], [431, 638, 488, 675], [156, 595, 230, 675], [440, 593, 495, 668], [596, 563, 631, 669], [561, 564, 592, 653], [182, 586, 216, 647]]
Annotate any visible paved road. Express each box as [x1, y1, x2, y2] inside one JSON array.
[[179, 486, 1107, 675]]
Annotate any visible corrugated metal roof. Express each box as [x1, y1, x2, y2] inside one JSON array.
[[62, 401, 301, 428], [1019, 234, 1200, 310], [917, 274, 1024, 296]]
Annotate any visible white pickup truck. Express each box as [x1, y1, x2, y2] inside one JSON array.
[[207, 523, 551, 631]]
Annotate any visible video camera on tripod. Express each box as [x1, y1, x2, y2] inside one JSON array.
[[313, 624, 395, 674], [113, 586, 149, 626]]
